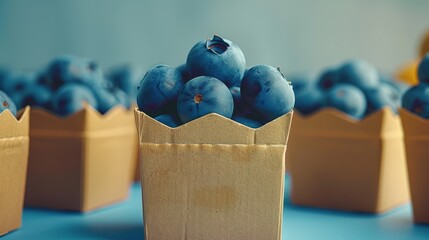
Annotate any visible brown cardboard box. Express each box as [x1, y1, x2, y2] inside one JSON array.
[[135, 110, 292, 240], [25, 105, 136, 212], [400, 108, 429, 223], [0, 107, 30, 236], [287, 108, 409, 213]]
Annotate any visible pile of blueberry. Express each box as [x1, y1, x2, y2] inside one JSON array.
[[402, 54, 429, 118], [0, 56, 141, 117], [136, 35, 295, 128], [293, 59, 409, 119]]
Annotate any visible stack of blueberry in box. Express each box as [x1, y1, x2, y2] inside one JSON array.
[[0, 56, 143, 181], [0, 56, 144, 212], [137, 34, 295, 128], [134, 35, 295, 240], [287, 59, 412, 213]]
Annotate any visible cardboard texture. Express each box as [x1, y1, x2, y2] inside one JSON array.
[[287, 108, 409, 213], [0, 107, 30, 236], [25, 105, 136, 212], [134, 147, 141, 181], [135, 109, 292, 240], [400, 108, 429, 224]]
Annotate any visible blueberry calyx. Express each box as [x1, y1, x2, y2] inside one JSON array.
[[415, 105, 423, 114], [194, 94, 203, 103], [337, 90, 346, 97], [88, 61, 98, 71], [206, 35, 230, 55], [276, 66, 290, 84], [323, 80, 333, 89], [413, 99, 424, 114]]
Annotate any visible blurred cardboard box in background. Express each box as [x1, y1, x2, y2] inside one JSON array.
[[25, 106, 136, 212], [287, 108, 409, 213]]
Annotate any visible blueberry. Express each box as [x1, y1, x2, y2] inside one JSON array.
[[111, 88, 132, 109], [229, 86, 241, 112], [402, 84, 429, 119], [365, 83, 400, 115], [105, 64, 144, 99], [136, 65, 184, 117], [154, 114, 181, 128], [92, 85, 133, 114], [418, 53, 429, 84], [1, 72, 36, 95], [91, 87, 119, 114], [241, 65, 295, 123], [177, 76, 233, 123], [22, 84, 53, 109], [52, 83, 98, 116], [317, 67, 340, 90], [41, 55, 104, 90], [379, 73, 410, 96], [229, 86, 259, 119], [230, 86, 240, 102], [36, 71, 50, 86], [232, 116, 262, 128], [338, 59, 380, 90], [186, 35, 246, 88], [295, 83, 325, 115], [244, 68, 249, 78], [0, 90, 17, 116], [176, 63, 192, 82], [326, 83, 367, 119]]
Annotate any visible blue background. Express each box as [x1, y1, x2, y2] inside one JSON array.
[[3, 177, 429, 240], [0, 0, 429, 75]]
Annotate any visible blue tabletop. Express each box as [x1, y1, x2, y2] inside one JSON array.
[[3, 176, 429, 240]]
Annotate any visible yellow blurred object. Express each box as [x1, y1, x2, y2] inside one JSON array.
[[420, 30, 429, 57], [396, 60, 419, 86], [396, 29, 429, 86]]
